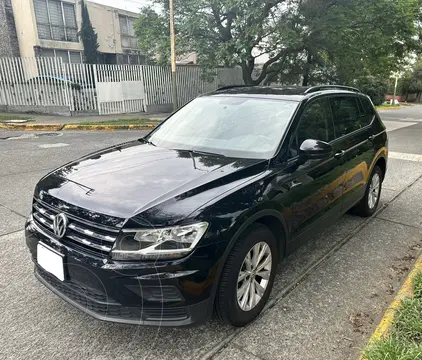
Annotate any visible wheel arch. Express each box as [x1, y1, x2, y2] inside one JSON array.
[[209, 209, 289, 306], [374, 156, 387, 181]]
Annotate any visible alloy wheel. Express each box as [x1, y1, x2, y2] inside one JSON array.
[[237, 242, 272, 311], [368, 173, 381, 209]]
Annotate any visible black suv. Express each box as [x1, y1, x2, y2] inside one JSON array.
[[25, 85, 388, 327]]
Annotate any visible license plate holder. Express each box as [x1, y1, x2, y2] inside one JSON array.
[[37, 242, 65, 281]]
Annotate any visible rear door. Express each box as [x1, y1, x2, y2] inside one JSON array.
[[329, 95, 376, 211]]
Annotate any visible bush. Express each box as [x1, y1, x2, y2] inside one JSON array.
[[356, 77, 389, 106]]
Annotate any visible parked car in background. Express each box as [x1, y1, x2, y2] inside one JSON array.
[[27, 75, 81, 90], [25, 85, 388, 327]]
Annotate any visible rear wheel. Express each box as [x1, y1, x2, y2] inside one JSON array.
[[352, 165, 383, 217], [215, 224, 279, 327]]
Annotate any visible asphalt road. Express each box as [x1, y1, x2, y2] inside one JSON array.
[[1, 106, 422, 360]]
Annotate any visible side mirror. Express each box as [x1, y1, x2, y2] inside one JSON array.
[[299, 139, 333, 161]]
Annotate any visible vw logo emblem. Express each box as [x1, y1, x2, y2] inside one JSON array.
[[53, 213, 68, 239]]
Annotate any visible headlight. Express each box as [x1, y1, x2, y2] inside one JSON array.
[[111, 222, 209, 260]]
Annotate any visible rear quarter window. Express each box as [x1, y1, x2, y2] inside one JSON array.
[[359, 97, 376, 126]]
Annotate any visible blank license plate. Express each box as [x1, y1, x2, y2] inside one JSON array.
[[37, 242, 65, 281]]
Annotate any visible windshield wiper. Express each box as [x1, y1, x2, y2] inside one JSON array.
[[172, 148, 226, 157], [191, 149, 226, 157], [139, 138, 156, 146]]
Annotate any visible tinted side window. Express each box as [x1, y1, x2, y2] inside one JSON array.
[[359, 97, 376, 127], [331, 96, 363, 137], [297, 98, 334, 145], [289, 98, 334, 158]]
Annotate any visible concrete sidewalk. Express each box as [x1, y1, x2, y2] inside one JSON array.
[[0, 111, 169, 124], [209, 159, 422, 360]]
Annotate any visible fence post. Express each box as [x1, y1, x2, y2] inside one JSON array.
[[140, 65, 148, 112], [61, 60, 72, 113], [119, 65, 126, 114], [93, 64, 100, 115]]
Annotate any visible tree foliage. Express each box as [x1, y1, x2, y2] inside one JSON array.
[[79, 0, 100, 64], [355, 76, 388, 106], [135, 0, 422, 85], [401, 59, 422, 98]]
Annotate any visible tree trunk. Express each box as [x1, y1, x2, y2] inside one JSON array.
[[302, 51, 313, 86], [240, 59, 255, 85]]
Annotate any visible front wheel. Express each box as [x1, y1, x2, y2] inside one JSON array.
[[352, 165, 383, 217], [215, 224, 279, 327]]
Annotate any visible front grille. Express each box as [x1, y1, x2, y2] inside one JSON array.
[[38, 268, 189, 321], [32, 198, 119, 257]]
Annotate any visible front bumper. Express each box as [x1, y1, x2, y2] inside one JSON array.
[[26, 219, 222, 326]]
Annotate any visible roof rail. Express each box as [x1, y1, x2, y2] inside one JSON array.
[[304, 85, 361, 94], [215, 85, 253, 91]]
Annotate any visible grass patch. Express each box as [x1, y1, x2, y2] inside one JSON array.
[[0, 115, 33, 121], [392, 298, 422, 344], [413, 272, 422, 299], [362, 271, 422, 360], [363, 338, 422, 360], [76, 118, 162, 126]]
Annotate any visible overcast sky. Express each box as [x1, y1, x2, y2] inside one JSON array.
[[90, 0, 150, 13]]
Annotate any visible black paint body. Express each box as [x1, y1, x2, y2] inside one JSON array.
[[25, 86, 388, 326]]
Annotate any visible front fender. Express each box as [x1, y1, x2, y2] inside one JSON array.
[[205, 205, 289, 311]]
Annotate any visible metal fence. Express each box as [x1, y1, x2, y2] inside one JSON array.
[[95, 64, 146, 115], [142, 65, 243, 108], [0, 57, 243, 116]]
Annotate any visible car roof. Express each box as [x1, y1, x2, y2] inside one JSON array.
[[205, 85, 364, 102]]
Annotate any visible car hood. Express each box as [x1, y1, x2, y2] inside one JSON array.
[[36, 140, 267, 224]]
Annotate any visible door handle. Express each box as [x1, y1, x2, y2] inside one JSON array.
[[334, 150, 345, 159], [368, 135, 375, 142]]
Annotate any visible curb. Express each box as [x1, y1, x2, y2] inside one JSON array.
[[376, 106, 401, 111], [0, 123, 65, 131], [361, 251, 422, 355], [0, 123, 159, 131]]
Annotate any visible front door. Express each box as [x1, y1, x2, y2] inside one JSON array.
[[280, 96, 347, 249]]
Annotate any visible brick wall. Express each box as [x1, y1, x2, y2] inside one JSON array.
[[0, 0, 20, 57]]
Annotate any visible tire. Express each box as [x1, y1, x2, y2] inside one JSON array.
[[352, 165, 383, 217], [215, 223, 279, 327]]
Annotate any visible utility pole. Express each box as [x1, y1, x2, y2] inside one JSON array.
[[169, 0, 178, 111], [392, 75, 399, 105]]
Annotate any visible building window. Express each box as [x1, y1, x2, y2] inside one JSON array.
[[120, 51, 145, 65], [34, 0, 78, 42], [119, 15, 139, 49], [39, 48, 83, 63]]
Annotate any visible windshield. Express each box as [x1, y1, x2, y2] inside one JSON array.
[[146, 96, 298, 159]]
